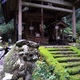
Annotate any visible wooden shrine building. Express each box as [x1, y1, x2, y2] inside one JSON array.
[[1, 0, 80, 43]]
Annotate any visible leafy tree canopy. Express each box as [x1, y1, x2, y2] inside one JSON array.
[[76, 21, 80, 36], [64, 27, 72, 35], [0, 20, 14, 35]]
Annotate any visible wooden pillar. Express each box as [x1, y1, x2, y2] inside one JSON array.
[[56, 29, 58, 39], [14, 12, 18, 42], [55, 26, 59, 40], [55, 15, 59, 40], [62, 29, 64, 40], [72, 6, 76, 38], [30, 21, 33, 37], [41, 2, 44, 38], [18, 0, 22, 40]]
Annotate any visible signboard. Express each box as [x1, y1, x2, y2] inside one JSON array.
[[35, 33, 40, 37], [29, 26, 34, 30], [55, 26, 59, 29]]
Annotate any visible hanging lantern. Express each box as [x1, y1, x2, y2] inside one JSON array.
[[55, 26, 59, 29]]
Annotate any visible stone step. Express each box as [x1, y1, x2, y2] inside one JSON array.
[[50, 51, 75, 54], [49, 49, 73, 51], [71, 74, 80, 80], [67, 65, 80, 75], [60, 62, 80, 68], [43, 45, 80, 80], [48, 48, 73, 51], [45, 46, 70, 48], [52, 53, 75, 55], [56, 57, 80, 63], [53, 54, 80, 58], [52, 46, 70, 48]]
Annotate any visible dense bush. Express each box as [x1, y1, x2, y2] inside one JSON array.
[[63, 27, 72, 35], [76, 21, 80, 36], [32, 61, 57, 80], [0, 20, 14, 41]]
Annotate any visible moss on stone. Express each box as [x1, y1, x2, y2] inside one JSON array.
[[39, 46, 70, 80], [61, 62, 80, 68], [69, 46, 80, 55], [56, 57, 80, 62], [48, 48, 72, 51], [3, 44, 18, 73], [67, 66, 80, 75], [71, 74, 80, 80], [47, 48, 58, 51]]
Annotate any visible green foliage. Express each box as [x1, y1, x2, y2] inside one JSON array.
[[0, 20, 14, 41], [76, 21, 80, 36], [63, 27, 72, 35], [0, 20, 14, 34], [0, 3, 14, 38], [62, 8, 80, 25], [62, 8, 80, 37], [32, 61, 57, 80]]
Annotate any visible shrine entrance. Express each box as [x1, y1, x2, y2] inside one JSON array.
[[2, 0, 79, 44]]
